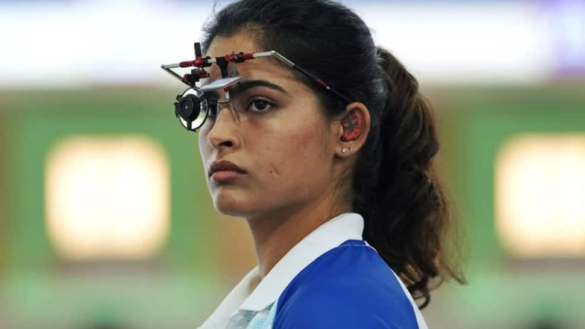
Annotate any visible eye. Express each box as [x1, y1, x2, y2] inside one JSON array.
[[205, 94, 219, 118], [207, 103, 218, 118], [247, 98, 274, 113]]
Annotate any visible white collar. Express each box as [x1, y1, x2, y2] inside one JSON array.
[[199, 212, 364, 328]]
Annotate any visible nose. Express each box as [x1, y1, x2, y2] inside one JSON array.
[[207, 104, 241, 150]]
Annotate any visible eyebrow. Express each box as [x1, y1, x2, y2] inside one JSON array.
[[231, 80, 288, 96], [205, 79, 288, 100]]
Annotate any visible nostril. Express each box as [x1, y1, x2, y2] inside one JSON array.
[[220, 141, 233, 147]]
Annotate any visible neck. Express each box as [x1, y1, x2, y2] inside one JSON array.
[[245, 196, 351, 279]]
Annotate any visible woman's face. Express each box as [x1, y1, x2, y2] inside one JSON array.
[[199, 32, 341, 220]]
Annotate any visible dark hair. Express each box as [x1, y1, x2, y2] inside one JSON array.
[[202, 0, 466, 309]]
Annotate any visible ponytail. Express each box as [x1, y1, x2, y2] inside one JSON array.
[[355, 47, 466, 309]]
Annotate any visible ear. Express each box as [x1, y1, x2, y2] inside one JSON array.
[[332, 102, 371, 158]]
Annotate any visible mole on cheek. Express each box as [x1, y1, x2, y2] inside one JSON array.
[[269, 164, 280, 177]]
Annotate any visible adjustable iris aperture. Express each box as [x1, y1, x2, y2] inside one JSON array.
[[174, 88, 209, 131]]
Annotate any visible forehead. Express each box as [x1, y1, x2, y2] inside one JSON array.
[[203, 33, 296, 85]]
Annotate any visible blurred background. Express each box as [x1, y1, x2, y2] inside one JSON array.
[[0, 0, 584, 328]]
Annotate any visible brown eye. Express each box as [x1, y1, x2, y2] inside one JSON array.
[[208, 104, 218, 118], [247, 98, 274, 113], [204, 93, 219, 118]]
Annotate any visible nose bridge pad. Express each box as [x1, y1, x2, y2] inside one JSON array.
[[218, 99, 241, 124]]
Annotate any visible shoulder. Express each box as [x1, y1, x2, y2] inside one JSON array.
[[272, 240, 425, 329]]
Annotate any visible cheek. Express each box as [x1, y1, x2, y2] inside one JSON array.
[[198, 133, 207, 159], [198, 130, 214, 173], [252, 117, 330, 187]]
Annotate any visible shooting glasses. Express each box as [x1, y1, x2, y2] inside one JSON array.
[[161, 42, 352, 132]]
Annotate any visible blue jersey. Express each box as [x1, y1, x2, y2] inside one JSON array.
[[198, 213, 429, 329]]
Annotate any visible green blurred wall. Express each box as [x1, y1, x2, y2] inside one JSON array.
[[436, 85, 585, 325], [0, 85, 584, 328], [0, 88, 227, 328]]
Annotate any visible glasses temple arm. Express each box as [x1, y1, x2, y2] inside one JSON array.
[[255, 51, 352, 105]]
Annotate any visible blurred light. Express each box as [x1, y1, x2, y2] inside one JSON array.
[[45, 135, 170, 260], [0, 1, 559, 88], [495, 134, 585, 258]]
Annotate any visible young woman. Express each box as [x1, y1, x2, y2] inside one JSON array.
[[176, 0, 466, 328]]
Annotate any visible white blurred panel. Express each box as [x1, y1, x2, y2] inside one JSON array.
[[0, 1, 558, 87], [495, 134, 585, 258], [358, 3, 553, 84], [45, 135, 171, 260], [0, 1, 208, 88]]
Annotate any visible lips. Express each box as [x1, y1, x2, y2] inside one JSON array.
[[208, 160, 247, 177]]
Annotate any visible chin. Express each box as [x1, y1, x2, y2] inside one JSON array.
[[212, 189, 252, 217]]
